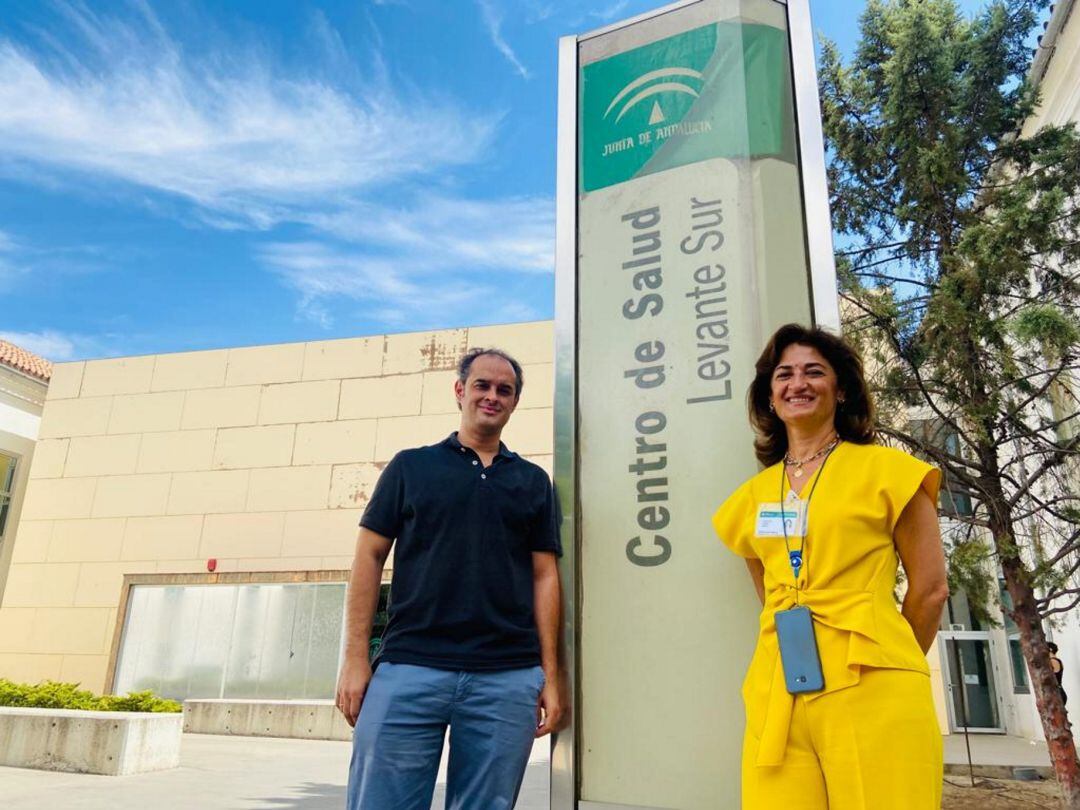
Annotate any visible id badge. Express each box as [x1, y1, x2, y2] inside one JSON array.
[[755, 496, 808, 538], [774, 606, 824, 694]]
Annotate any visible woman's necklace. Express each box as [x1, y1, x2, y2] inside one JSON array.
[[784, 434, 840, 478]]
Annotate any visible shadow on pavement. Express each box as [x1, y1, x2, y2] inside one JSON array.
[[250, 782, 347, 809], [244, 759, 549, 809]]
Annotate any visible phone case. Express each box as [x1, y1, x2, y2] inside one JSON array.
[[775, 605, 825, 694]]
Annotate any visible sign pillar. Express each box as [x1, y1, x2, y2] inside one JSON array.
[[553, 1, 837, 807]]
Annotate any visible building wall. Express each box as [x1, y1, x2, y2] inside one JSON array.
[[1022, 2, 1080, 137], [1020, 0, 1080, 743], [0, 321, 554, 692]]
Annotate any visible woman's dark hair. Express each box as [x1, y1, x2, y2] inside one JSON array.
[[748, 323, 875, 466]]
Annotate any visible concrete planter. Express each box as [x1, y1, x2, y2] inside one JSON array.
[[0, 706, 182, 775], [184, 699, 352, 741]]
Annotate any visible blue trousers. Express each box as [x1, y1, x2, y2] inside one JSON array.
[[347, 662, 544, 810]]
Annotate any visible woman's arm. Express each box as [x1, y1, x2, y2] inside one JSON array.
[[745, 558, 766, 606], [894, 488, 950, 653]]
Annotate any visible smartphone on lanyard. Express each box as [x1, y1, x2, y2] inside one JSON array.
[[774, 442, 837, 695], [775, 605, 824, 693]]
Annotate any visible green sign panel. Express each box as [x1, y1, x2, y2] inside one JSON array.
[[579, 22, 792, 192]]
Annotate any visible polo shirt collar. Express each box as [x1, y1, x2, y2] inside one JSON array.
[[444, 432, 517, 460]]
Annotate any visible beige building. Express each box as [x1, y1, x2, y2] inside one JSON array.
[[0, 322, 553, 695]]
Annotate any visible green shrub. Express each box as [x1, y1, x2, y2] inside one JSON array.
[[99, 691, 182, 713], [0, 679, 181, 713]]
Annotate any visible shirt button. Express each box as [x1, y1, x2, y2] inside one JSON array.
[[472, 460, 478, 466], [481, 473, 487, 480]]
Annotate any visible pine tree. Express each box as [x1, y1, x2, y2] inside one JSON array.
[[819, 0, 1080, 803]]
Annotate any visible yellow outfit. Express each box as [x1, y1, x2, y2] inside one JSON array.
[[713, 442, 943, 809]]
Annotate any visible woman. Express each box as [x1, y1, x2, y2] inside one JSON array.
[[712, 323, 949, 809], [1049, 642, 1067, 705]]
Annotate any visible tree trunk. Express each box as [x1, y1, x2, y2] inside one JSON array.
[[1000, 552, 1080, 808]]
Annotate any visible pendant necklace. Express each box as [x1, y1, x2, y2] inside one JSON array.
[[784, 434, 840, 478]]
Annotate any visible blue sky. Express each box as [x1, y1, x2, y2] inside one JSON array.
[[0, 0, 992, 361]]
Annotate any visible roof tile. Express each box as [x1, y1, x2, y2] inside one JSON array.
[[0, 339, 53, 381]]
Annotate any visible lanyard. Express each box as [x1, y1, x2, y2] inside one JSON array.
[[779, 441, 838, 601]]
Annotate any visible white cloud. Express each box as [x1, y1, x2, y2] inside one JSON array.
[[259, 193, 553, 326], [0, 324, 158, 361], [0, 330, 77, 361], [260, 240, 503, 328], [0, 229, 25, 290], [524, 3, 557, 23], [260, 242, 424, 304], [591, 1, 631, 22], [307, 195, 554, 273], [477, 0, 530, 79], [0, 4, 498, 227], [0, 5, 552, 335], [259, 192, 551, 323], [0, 228, 109, 293]]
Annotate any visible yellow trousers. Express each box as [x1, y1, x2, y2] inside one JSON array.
[[741, 668, 942, 809]]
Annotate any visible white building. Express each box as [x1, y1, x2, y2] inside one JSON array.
[[0, 339, 51, 605], [1014, 0, 1080, 741], [933, 0, 1080, 743]]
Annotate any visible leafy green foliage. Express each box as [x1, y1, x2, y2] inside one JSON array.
[[822, 1, 1080, 776], [1011, 305, 1080, 359], [821, 0, 1080, 618], [946, 534, 999, 626], [0, 679, 181, 713]]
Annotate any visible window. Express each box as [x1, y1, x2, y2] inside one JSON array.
[[999, 579, 1030, 694], [0, 452, 16, 538], [941, 589, 985, 632], [908, 419, 973, 518], [115, 581, 348, 701]]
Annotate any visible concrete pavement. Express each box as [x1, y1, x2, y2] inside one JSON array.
[[944, 731, 1053, 779], [2, 730, 1055, 808], [1, 732, 551, 809]]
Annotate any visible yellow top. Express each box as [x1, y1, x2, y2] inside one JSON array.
[[712, 441, 940, 767]]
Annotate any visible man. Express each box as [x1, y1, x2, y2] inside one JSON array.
[[336, 347, 564, 810]]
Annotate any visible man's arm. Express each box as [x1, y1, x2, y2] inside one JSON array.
[[533, 550, 564, 737], [335, 527, 393, 727]]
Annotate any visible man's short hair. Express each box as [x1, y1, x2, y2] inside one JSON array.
[[458, 348, 524, 398]]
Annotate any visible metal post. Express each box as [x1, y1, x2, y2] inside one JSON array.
[[949, 638, 978, 787], [550, 32, 580, 810]]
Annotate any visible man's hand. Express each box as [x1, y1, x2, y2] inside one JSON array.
[[336, 656, 373, 728], [535, 671, 565, 737]]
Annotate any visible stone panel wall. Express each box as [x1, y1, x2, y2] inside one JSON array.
[[0, 321, 554, 691]]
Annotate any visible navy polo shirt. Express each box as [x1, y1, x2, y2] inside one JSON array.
[[360, 433, 561, 671]]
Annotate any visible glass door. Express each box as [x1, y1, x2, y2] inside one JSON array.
[[942, 634, 1004, 732]]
